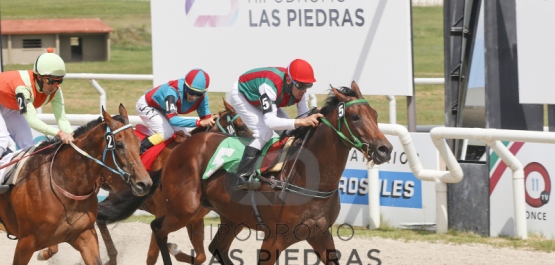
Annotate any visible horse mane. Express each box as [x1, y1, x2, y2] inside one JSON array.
[[36, 115, 127, 154], [286, 86, 360, 141]]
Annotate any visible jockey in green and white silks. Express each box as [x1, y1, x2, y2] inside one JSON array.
[[229, 59, 323, 190], [0, 52, 74, 158]]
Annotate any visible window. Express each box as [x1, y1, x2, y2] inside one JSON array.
[[23, 39, 42, 48]]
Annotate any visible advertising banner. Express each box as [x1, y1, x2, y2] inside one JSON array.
[[336, 133, 439, 227], [151, 0, 414, 96], [490, 142, 555, 238]]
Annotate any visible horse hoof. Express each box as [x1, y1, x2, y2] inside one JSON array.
[[37, 251, 46, 261], [168, 243, 181, 256]]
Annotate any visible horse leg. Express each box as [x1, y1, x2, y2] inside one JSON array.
[[97, 220, 118, 265], [172, 218, 207, 264], [36, 244, 59, 261], [146, 232, 160, 265], [12, 236, 36, 265], [208, 218, 239, 265], [306, 232, 339, 265], [152, 215, 191, 265], [258, 237, 294, 265], [70, 228, 102, 265]]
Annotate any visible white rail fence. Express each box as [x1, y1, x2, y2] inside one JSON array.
[[48, 74, 549, 239]]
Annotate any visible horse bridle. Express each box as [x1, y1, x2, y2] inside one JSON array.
[[50, 123, 133, 200], [269, 98, 374, 199], [319, 98, 373, 157]]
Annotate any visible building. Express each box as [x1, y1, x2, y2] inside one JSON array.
[[1, 18, 113, 65]]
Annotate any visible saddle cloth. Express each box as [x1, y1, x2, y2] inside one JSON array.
[[135, 130, 176, 171], [0, 147, 33, 187], [202, 136, 295, 179]]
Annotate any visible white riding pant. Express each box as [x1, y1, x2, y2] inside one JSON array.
[[0, 105, 35, 154], [229, 82, 287, 150], [136, 95, 189, 141]]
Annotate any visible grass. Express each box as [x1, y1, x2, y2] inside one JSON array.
[[8, 0, 555, 252], [1, 2, 445, 125], [124, 215, 555, 253]]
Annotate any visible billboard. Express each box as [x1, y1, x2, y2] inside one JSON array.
[[490, 142, 555, 238], [336, 133, 439, 227], [151, 0, 414, 96], [516, 0, 555, 104]]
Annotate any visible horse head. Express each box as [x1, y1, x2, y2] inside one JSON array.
[[323, 81, 392, 164], [219, 99, 252, 138], [102, 104, 152, 196], [189, 99, 252, 138]]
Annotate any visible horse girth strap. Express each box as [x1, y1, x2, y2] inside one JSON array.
[[320, 98, 370, 150]]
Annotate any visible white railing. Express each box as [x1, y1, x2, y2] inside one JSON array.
[[61, 74, 444, 125], [371, 124, 464, 233]]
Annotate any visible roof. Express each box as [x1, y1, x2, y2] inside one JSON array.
[[0, 18, 114, 35]]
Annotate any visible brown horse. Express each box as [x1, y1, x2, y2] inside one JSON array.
[[38, 100, 252, 265], [0, 105, 152, 265], [105, 81, 392, 264]]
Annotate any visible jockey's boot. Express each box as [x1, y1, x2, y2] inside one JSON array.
[[234, 146, 262, 190], [0, 185, 9, 194], [139, 138, 155, 155]]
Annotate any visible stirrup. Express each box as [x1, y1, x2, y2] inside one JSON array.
[[236, 174, 261, 191], [0, 185, 10, 194]]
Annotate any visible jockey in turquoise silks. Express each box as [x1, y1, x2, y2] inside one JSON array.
[[135, 69, 215, 154]]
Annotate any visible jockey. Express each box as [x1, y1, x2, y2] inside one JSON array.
[[229, 59, 323, 190], [0, 52, 74, 192], [136, 69, 215, 154], [0, 52, 74, 159]]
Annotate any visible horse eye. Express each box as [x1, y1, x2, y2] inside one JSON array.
[[116, 142, 124, 149], [352, 114, 360, 121]]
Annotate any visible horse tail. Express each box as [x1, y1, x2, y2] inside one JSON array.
[[96, 170, 161, 224]]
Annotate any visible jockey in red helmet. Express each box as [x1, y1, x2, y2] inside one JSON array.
[[229, 59, 323, 190]]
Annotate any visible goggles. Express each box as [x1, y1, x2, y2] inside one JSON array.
[[186, 86, 204, 97], [43, 75, 64, 85], [293, 81, 313, 91]]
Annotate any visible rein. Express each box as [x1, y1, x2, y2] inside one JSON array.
[[50, 123, 133, 200], [273, 98, 371, 198], [0, 144, 54, 170]]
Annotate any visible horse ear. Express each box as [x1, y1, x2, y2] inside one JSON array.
[[118, 104, 130, 124], [330, 84, 348, 102], [102, 106, 117, 127], [223, 99, 233, 112], [102, 106, 112, 122], [351, 81, 363, 97]]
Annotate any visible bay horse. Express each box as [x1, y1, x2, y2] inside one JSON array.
[[38, 100, 252, 265], [106, 81, 392, 264], [0, 105, 152, 265]]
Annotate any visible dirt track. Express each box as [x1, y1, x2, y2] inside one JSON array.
[[1, 222, 554, 264]]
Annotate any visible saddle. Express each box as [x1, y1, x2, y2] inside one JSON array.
[[259, 137, 295, 174], [0, 146, 36, 194]]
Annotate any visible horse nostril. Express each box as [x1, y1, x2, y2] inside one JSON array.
[[136, 182, 148, 194], [377, 145, 391, 157]]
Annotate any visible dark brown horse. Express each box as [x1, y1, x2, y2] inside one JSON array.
[[0, 105, 152, 265], [105, 81, 392, 264], [38, 100, 252, 265]]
